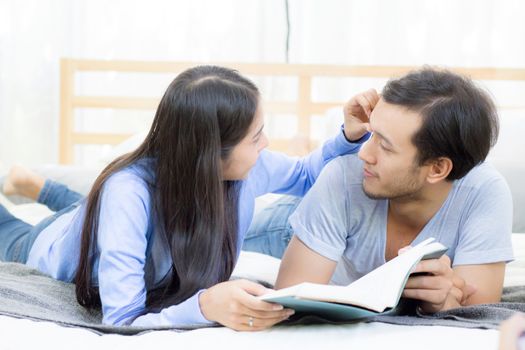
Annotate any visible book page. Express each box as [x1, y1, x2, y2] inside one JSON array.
[[341, 240, 446, 310]]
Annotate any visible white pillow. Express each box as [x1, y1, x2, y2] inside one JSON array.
[[489, 161, 525, 233], [96, 129, 149, 166], [504, 234, 525, 287], [25, 130, 150, 199], [322, 107, 345, 142], [232, 251, 281, 286]]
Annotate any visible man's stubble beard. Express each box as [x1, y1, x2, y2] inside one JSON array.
[[362, 167, 423, 201]]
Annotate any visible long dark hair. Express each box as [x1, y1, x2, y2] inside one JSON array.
[[75, 66, 259, 310]]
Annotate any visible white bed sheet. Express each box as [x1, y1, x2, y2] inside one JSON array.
[[0, 315, 499, 350]]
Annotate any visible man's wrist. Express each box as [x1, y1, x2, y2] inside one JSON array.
[[417, 295, 460, 314], [449, 294, 463, 308], [441, 293, 462, 311]]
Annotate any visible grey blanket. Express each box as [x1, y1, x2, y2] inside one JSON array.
[[0, 262, 523, 335], [0, 262, 211, 335]]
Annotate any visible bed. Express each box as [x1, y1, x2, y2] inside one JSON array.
[[2, 59, 525, 349]]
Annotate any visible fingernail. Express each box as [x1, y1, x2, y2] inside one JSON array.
[[273, 305, 284, 311], [287, 310, 295, 316]]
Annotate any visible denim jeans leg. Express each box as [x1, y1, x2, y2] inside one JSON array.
[[0, 204, 33, 262], [242, 195, 302, 259], [37, 179, 84, 212]]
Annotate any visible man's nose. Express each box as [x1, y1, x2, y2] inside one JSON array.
[[358, 139, 375, 164]]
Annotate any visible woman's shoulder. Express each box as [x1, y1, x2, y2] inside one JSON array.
[[103, 160, 155, 201]]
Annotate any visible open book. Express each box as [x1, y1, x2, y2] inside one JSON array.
[[260, 238, 447, 320]]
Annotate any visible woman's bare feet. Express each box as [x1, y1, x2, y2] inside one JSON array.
[[2, 165, 45, 201]]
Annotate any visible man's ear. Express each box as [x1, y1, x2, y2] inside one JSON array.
[[426, 157, 453, 184]]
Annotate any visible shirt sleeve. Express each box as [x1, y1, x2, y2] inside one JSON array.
[[288, 157, 350, 262], [453, 175, 514, 266], [249, 129, 369, 197], [96, 172, 213, 327]]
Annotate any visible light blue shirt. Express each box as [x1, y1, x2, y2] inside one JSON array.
[[289, 154, 514, 286], [26, 131, 363, 327]]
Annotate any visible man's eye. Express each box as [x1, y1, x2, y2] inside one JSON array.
[[380, 143, 391, 152]]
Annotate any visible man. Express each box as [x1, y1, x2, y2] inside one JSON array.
[[246, 67, 513, 313]]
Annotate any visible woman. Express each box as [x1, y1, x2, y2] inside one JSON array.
[[499, 313, 525, 350], [0, 65, 370, 330]]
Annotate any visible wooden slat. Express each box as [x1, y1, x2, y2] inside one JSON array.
[[70, 135, 318, 152], [297, 76, 312, 135], [72, 132, 132, 145], [68, 59, 525, 80], [308, 103, 342, 114], [70, 97, 522, 114], [263, 101, 297, 114], [266, 138, 319, 155], [73, 96, 159, 110], [71, 97, 342, 115], [451, 67, 525, 81], [59, 59, 75, 164]]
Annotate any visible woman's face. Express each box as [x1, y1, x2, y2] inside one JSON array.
[[222, 104, 268, 180]]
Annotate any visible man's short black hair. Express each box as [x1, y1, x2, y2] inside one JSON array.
[[382, 67, 499, 180]]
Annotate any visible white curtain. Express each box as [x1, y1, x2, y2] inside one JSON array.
[[1, 0, 524, 166]]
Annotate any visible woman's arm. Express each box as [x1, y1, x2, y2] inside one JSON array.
[[250, 90, 379, 197], [250, 131, 366, 197], [96, 171, 291, 329]]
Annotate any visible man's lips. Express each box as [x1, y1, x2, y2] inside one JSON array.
[[363, 168, 377, 178]]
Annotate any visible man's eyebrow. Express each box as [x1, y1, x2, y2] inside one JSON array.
[[253, 124, 264, 139], [373, 130, 395, 148]]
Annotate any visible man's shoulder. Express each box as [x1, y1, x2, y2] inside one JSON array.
[[322, 155, 379, 212], [326, 154, 364, 184], [457, 162, 508, 189]]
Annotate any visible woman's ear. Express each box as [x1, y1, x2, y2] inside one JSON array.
[[426, 157, 453, 184]]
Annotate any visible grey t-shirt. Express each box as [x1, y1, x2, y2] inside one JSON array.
[[289, 154, 514, 286]]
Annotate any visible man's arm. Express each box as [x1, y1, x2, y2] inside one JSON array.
[[402, 256, 505, 312], [404, 169, 513, 313], [454, 262, 505, 305], [275, 236, 337, 289], [450, 173, 513, 306]]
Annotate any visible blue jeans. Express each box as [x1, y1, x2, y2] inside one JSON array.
[[0, 180, 83, 263], [242, 195, 302, 259]]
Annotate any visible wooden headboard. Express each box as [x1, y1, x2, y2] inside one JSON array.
[[59, 59, 525, 164]]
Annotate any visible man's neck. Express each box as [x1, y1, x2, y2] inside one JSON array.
[[384, 181, 453, 261], [388, 181, 454, 231]]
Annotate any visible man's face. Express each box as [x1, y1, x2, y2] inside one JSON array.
[[358, 99, 429, 200]]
